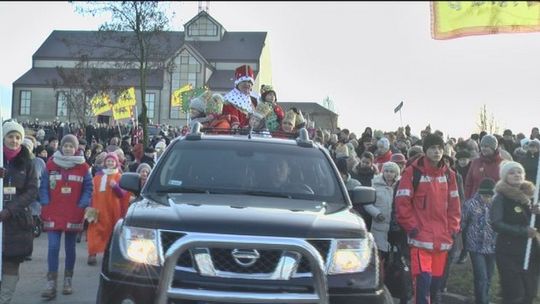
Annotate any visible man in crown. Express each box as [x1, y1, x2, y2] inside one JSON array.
[[222, 65, 258, 128]]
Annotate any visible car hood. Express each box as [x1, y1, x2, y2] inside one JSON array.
[[125, 194, 366, 239]]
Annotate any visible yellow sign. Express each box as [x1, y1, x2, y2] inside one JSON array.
[[116, 87, 136, 107], [90, 93, 112, 115], [432, 1, 540, 40], [112, 103, 133, 120], [171, 84, 193, 107]]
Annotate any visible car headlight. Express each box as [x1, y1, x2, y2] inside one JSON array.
[[328, 238, 372, 274], [120, 226, 159, 266]]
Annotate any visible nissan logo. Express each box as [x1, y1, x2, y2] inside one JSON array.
[[231, 249, 260, 267]]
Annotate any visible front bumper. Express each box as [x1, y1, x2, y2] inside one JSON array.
[[99, 228, 389, 304], [98, 271, 389, 304]]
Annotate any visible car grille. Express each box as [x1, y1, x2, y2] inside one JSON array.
[[159, 231, 331, 274]]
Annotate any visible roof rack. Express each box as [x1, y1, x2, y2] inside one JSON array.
[[184, 124, 311, 143]]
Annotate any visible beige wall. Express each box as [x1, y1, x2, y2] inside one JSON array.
[[255, 35, 272, 93]]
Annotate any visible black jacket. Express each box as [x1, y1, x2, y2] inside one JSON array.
[[3, 146, 38, 259]]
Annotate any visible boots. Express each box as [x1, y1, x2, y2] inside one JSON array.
[[62, 270, 73, 295], [0, 275, 19, 304], [41, 272, 57, 300]]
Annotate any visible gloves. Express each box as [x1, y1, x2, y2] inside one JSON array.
[[375, 213, 385, 223], [408, 228, 419, 239], [84, 207, 99, 224]]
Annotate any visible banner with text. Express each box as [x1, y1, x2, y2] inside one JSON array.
[[432, 1, 540, 40], [116, 87, 136, 107], [90, 93, 112, 115]]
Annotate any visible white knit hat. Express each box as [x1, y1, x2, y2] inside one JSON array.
[[382, 161, 401, 175], [2, 121, 24, 139], [22, 138, 34, 153], [499, 161, 525, 182]]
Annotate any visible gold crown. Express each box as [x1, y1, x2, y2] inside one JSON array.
[[260, 84, 274, 94]]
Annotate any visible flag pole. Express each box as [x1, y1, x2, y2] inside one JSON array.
[[399, 109, 403, 129], [524, 152, 540, 270]]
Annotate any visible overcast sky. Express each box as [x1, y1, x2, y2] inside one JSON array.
[[1, 1, 540, 139]]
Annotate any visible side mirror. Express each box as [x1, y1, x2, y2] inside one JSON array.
[[119, 172, 141, 196], [350, 186, 376, 206]]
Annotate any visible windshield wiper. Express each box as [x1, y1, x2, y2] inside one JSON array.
[[241, 190, 292, 199]]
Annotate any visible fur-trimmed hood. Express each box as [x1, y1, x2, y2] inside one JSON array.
[[495, 180, 535, 206]]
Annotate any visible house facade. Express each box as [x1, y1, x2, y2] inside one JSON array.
[[11, 11, 272, 127]]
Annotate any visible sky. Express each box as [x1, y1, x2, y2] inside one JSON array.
[[2, 1, 540, 139]]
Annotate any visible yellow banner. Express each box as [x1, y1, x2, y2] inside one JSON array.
[[90, 93, 112, 115], [116, 87, 136, 107], [432, 1, 540, 40], [112, 103, 133, 120], [171, 84, 193, 107]]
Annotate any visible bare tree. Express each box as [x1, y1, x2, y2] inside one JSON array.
[[477, 104, 500, 134], [74, 2, 175, 147], [50, 57, 123, 127]]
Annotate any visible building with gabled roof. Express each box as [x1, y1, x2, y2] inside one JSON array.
[[12, 10, 272, 126]]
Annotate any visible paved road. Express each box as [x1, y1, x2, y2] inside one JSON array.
[[12, 232, 101, 304]]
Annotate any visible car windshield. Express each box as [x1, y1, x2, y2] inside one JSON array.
[[148, 138, 346, 206]]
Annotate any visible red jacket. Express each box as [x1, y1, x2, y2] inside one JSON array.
[[464, 151, 502, 200], [395, 156, 461, 251], [374, 150, 393, 172], [41, 160, 92, 232]]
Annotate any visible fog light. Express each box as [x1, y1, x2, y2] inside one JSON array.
[[121, 298, 136, 304]]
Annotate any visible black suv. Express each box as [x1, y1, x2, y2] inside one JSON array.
[[97, 124, 392, 304]]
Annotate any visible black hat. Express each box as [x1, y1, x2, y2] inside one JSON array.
[[478, 178, 495, 195], [503, 129, 513, 136], [455, 150, 471, 159], [422, 134, 445, 152], [79, 138, 87, 146]]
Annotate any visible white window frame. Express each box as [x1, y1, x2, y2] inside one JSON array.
[[20, 90, 31, 115], [56, 92, 68, 117], [146, 93, 155, 118]]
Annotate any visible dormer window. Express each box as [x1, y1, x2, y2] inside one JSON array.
[[188, 16, 218, 36]]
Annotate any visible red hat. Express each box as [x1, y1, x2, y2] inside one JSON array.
[[234, 65, 255, 86], [390, 153, 406, 164]]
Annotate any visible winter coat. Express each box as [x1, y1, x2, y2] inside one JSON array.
[[366, 174, 399, 252], [490, 181, 540, 263], [520, 151, 539, 185], [39, 159, 92, 232], [87, 170, 129, 255], [374, 150, 392, 172], [351, 165, 377, 187], [2, 146, 38, 258], [461, 193, 496, 254], [395, 156, 461, 251], [465, 151, 503, 200]]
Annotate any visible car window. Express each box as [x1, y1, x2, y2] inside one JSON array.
[[149, 139, 346, 206]]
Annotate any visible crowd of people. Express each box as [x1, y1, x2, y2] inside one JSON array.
[[0, 64, 540, 304]]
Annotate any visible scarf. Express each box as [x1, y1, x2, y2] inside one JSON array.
[[3, 145, 21, 162], [52, 151, 85, 169], [99, 168, 119, 192], [223, 88, 254, 114], [495, 180, 535, 206]]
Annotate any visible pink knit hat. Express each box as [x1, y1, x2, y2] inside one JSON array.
[[104, 152, 119, 168]]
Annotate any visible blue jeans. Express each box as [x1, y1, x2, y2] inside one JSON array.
[[47, 231, 77, 273], [469, 252, 495, 304]]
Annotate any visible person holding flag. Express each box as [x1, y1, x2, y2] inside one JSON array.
[[490, 161, 540, 304], [0, 120, 38, 303]]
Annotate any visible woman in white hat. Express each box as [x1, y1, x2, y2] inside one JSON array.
[[490, 161, 540, 304], [0, 120, 38, 303]]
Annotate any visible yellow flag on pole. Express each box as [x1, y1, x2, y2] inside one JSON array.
[[171, 84, 193, 107], [90, 93, 112, 115], [116, 87, 136, 107], [432, 1, 540, 40], [112, 104, 133, 120]]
